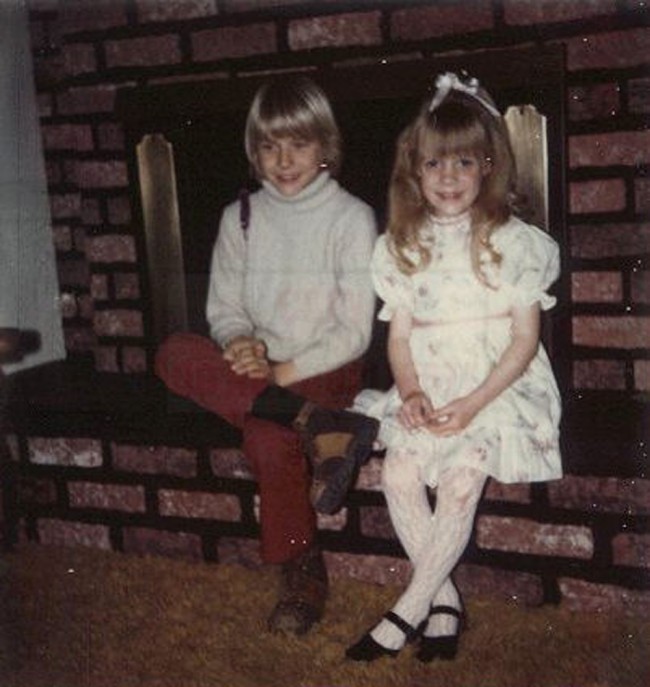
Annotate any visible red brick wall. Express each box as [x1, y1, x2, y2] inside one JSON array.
[[13, 0, 648, 614], [28, 0, 649, 390], [13, 438, 650, 614]]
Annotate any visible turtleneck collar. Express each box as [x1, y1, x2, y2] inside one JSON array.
[[261, 171, 336, 211]]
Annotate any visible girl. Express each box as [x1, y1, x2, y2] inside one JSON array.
[[346, 72, 562, 662], [155, 75, 378, 636]]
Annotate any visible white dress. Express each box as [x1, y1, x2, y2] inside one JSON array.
[[354, 213, 563, 487]]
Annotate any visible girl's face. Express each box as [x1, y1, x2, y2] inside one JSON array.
[[418, 151, 488, 219], [256, 134, 324, 197]]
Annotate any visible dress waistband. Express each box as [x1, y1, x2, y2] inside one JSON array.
[[412, 311, 510, 328]]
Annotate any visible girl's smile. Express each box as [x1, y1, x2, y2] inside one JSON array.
[[419, 153, 488, 219], [256, 135, 324, 197]]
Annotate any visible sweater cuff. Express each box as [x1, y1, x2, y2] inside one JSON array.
[[211, 325, 254, 349]]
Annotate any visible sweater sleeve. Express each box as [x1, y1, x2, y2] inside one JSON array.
[[206, 203, 255, 346], [292, 202, 377, 379]]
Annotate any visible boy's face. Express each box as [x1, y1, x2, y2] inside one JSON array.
[[418, 152, 488, 219], [256, 135, 324, 197]]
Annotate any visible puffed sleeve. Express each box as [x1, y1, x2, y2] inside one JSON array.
[[495, 219, 560, 311], [371, 235, 415, 321]]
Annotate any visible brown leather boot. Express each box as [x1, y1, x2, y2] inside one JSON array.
[[267, 545, 329, 636]]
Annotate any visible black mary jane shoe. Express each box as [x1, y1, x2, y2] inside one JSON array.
[[415, 605, 464, 663], [346, 611, 418, 662]]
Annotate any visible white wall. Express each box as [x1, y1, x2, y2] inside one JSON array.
[[0, 0, 64, 372]]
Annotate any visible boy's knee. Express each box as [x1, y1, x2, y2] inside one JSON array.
[[154, 333, 214, 379]]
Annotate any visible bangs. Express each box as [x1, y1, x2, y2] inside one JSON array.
[[418, 120, 488, 162], [417, 102, 490, 162], [255, 102, 318, 143], [244, 75, 341, 175]]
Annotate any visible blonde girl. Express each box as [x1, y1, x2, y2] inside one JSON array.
[[347, 73, 562, 662]]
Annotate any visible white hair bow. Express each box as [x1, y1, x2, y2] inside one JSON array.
[[428, 72, 501, 118]]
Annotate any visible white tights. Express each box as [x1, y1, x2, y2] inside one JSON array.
[[371, 448, 487, 650]]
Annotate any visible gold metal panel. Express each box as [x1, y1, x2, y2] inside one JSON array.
[[505, 105, 549, 231], [136, 134, 188, 343]]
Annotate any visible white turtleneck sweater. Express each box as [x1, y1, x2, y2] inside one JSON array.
[[207, 172, 377, 380]]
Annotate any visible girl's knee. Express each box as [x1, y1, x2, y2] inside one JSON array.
[[436, 467, 486, 516], [382, 448, 421, 493]]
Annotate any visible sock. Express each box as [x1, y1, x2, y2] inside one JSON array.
[[250, 385, 306, 427]]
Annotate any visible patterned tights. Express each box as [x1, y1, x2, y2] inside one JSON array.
[[371, 448, 487, 650]]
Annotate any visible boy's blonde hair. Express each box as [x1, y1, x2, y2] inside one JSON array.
[[245, 75, 342, 178], [387, 89, 516, 281]]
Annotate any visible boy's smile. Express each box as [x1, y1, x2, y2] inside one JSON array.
[[256, 135, 324, 197]]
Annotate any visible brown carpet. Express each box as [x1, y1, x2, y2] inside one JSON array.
[[1, 543, 648, 687]]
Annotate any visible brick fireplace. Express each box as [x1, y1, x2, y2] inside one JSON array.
[[4, 0, 648, 614]]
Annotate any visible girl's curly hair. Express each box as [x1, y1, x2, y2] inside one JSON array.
[[386, 89, 517, 285]]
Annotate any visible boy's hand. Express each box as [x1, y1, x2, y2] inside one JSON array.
[[224, 336, 270, 379], [223, 336, 262, 362], [398, 390, 434, 430]]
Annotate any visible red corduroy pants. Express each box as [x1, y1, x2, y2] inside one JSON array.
[[154, 332, 363, 564]]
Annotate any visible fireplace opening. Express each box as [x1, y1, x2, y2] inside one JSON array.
[[119, 45, 568, 387]]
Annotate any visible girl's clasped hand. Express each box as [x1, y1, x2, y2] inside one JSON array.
[[399, 390, 478, 437], [426, 396, 481, 437], [397, 390, 434, 429]]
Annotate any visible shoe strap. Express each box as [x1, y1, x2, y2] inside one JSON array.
[[429, 605, 462, 620], [293, 400, 316, 432], [384, 611, 418, 643]]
